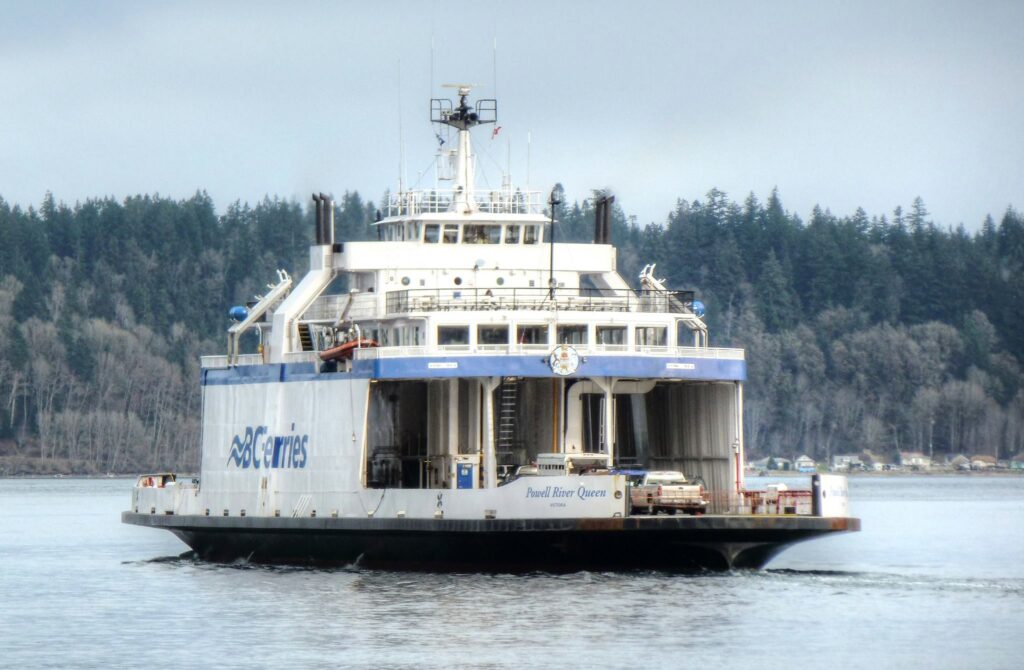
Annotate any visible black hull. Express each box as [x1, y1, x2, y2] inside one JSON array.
[[123, 512, 860, 571]]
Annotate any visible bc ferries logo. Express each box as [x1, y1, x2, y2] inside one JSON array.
[[227, 424, 309, 470]]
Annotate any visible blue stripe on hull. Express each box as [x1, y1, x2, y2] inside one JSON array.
[[356, 355, 746, 381], [201, 356, 745, 386]]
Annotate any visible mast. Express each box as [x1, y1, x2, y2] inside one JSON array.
[[431, 86, 497, 213]]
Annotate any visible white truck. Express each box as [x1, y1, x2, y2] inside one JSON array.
[[630, 470, 707, 515]]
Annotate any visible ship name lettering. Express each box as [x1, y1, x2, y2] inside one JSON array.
[[577, 486, 607, 500]]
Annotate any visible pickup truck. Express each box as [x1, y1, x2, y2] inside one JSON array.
[[629, 470, 707, 515]]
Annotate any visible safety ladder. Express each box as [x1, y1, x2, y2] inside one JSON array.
[[497, 377, 519, 457]]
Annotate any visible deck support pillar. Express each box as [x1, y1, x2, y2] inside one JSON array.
[[589, 377, 617, 467]]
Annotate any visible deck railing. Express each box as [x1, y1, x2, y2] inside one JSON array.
[[385, 287, 695, 315], [352, 344, 744, 360], [303, 292, 379, 322], [625, 487, 816, 516], [201, 344, 744, 369], [386, 188, 544, 217], [200, 353, 264, 369]]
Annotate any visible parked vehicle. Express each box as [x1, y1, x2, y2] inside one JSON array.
[[630, 470, 707, 515]]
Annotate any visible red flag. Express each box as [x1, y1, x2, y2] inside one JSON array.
[[491, 126, 502, 139]]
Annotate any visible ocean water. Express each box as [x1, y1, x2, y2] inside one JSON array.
[[1, 475, 1022, 669]]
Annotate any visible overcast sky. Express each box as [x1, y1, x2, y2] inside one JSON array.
[[2, 0, 1021, 230]]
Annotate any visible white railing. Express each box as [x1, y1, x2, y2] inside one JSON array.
[[669, 347, 745, 360], [386, 188, 544, 217], [385, 287, 696, 316], [200, 353, 264, 369], [353, 344, 744, 361], [282, 352, 320, 364], [303, 292, 379, 322], [203, 345, 743, 368]]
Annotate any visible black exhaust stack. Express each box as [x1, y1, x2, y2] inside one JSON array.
[[603, 195, 614, 243], [313, 193, 324, 245], [594, 195, 615, 244], [312, 193, 335, 246], [320, 192, 335, 246]]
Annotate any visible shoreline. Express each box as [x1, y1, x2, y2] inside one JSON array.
[[749, 469, 1023, 478]]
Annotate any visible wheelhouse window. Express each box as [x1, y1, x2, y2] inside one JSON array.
[[477, 325, 509, 346], [523, 225, 539, 244], [596, 326, 626, 345], [464, 224, 501, 244], [635, 326, 667, 347], [505, 224, 520, 244], [437, 326, 469, 345], [557, 325, 588, 345], [516, 324, 549, 345], [424, 223, 440, 243], [442, 224, 459, 244]]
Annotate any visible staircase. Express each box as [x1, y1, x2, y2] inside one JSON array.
[[297, 323, 313, 351], [497, 377, 519, 461]]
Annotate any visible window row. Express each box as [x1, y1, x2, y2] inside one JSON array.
[[416, 223, 542, 245], [436, 324, 673, 347], [350, 321, 700, 349]]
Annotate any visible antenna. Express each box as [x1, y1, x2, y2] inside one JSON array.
[[430, 35, 435, 98], [492, 37, 498, 100], [398, 60, 405, 194], [527, 131, 532, 190]]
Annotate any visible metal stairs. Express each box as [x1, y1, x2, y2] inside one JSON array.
[[297, 323, 313, 351], [497, 377, 519, 460]]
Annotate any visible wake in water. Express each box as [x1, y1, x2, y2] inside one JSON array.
[[759, 567, 1024, 596], [122, 551, 368, 574]]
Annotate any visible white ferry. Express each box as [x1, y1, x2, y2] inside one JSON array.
[[123, 87, 859, 570]]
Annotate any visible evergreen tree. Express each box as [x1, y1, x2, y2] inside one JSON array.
[[756, 250, 797, 333]]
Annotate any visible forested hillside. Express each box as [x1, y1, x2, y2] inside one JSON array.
[[1, 187, 1021, 474]]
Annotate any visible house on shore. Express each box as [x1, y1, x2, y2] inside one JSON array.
[[899, 451, 931, 470], [970, 454, 997, 470], [749, 456, 792, 472], [832, 454, 863, 471], [795, 455, 816, 473], [947, 454, 971, 471]]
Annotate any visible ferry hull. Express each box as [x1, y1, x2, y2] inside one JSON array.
[[122, 512, 859, 571]]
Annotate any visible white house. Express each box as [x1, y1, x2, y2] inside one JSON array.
[[899, 451, 931, 470], [832, 454, 863, 471], [795, 455, 816, 473]]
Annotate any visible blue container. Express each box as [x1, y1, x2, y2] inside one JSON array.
[[228, 305, 249, 322], [457, 464, 475, 489]]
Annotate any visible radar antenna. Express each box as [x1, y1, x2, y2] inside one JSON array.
[[431, 84, 497, 130], [428, 84, 498, 213]]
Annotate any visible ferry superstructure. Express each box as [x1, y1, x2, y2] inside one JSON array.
[[123, 88, 859, 570]]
